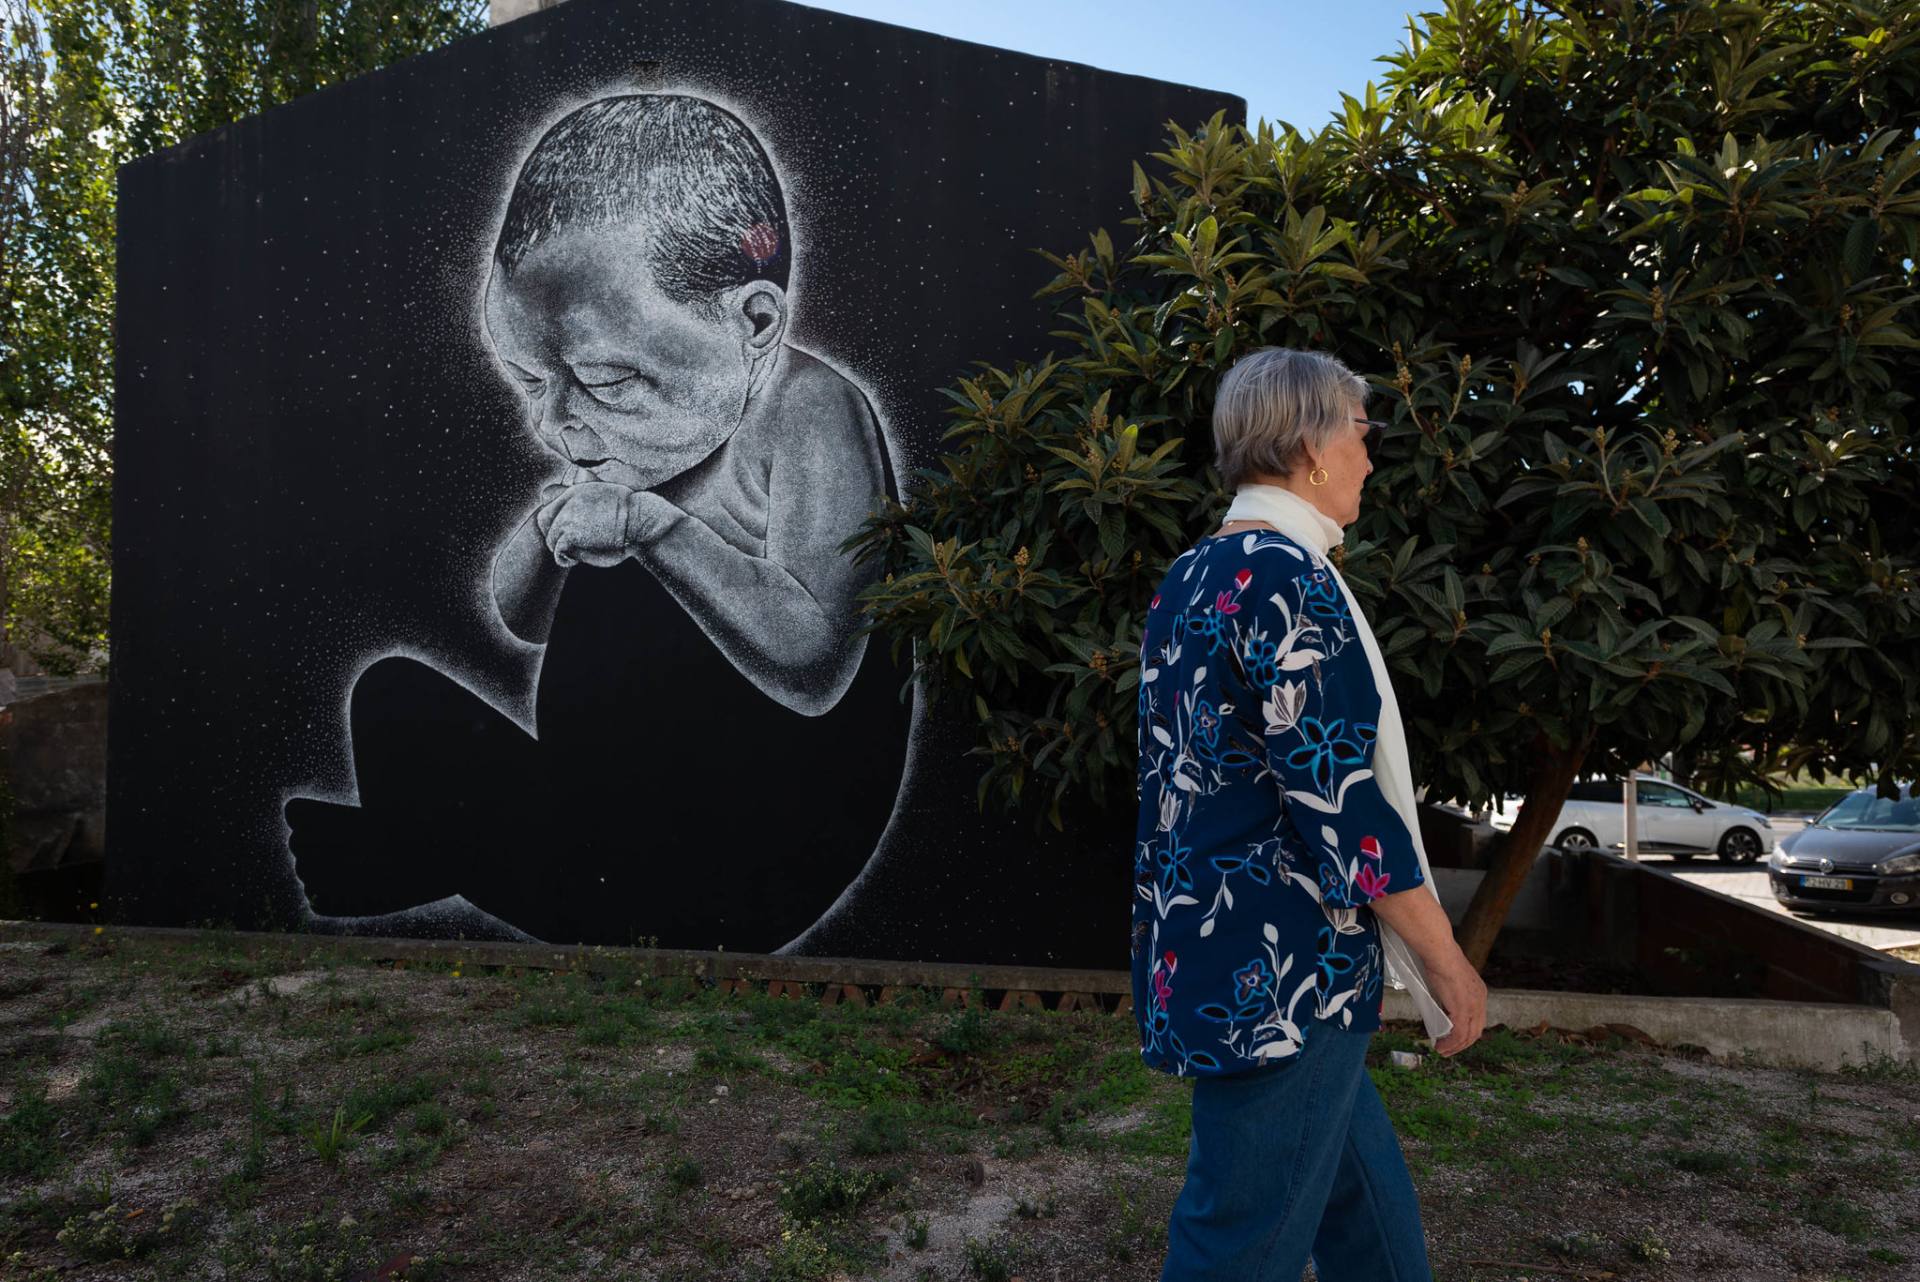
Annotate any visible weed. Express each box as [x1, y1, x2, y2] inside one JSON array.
[[1803, 1194, 1874, 1242], [991, 1131, 1042, 1161], [216, 1211, 380, 1281], [339, 1024, 412, 1056], [937, 997, 995, 1056], [55, 1198, 199, 1261], [1665, 1147, 1740, 1176], [1545, 1228, 1607, 1259], [218, 1072, 270, 1210], [409, 1101, 449, 1138], [97, 1015, 190, 1059], [79, 1045, 186, 1146], [0, 1085, 59, 1178], [340, 1074, 439, 1130], [579, 996, 658, 1047], [767, 1218, 836, 1282], [777, 1158, 894, 1224], [905, 1212, 930, 1249], [963, 1234, 1017, 1281], [1628, 1227, 1672, 1262], [666, 1156, 704, 1192], [1839, 1045, 1920, 1083], [78, 1168, 115, 1209], [387, 1181, 431, 1216], [847, 1097, 916, 1156], [304, 1106, 373, 1164], [1042, 1094, 1077, 1145], [1014, 1191, 1058, 1218], [694, 1035, 766, 1075], [1104, 1177, 1147, 1262]]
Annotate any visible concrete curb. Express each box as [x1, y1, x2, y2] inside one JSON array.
[[1384, 986, 1904, 1072], [3, 919, 1905, 1070]]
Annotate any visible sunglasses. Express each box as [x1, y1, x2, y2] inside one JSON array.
[[1353, 417, 1388, 463]]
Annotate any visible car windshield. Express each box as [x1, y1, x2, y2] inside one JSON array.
[[1813, 790, 1920, 831]]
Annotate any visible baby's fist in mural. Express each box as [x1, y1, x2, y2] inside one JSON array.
[[539, 482, 659, 568]]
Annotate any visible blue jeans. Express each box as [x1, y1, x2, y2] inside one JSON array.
[[1159, 1025, 1432, 1282]]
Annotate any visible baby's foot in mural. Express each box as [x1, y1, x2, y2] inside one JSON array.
[[284, 797, 452, 918]]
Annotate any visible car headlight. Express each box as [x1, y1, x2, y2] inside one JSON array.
[[1767, 850, 1788, 872], [1877, 851, 1920, 876], [1754, 815, 1773, 829]]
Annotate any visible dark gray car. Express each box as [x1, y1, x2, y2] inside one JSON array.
[[1768, 784, 1920, 915]]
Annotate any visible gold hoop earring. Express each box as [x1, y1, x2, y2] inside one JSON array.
[[1309, 467, 1329, 486]]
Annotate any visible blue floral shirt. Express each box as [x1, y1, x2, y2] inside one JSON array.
[[1130, 529, 1427, 1077]]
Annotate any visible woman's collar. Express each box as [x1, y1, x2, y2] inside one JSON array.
[[1220, 483, 1344, 556]]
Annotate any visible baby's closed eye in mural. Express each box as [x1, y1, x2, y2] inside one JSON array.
[[283, 93, 914, 949]]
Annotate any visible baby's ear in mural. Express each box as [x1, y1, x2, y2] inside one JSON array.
[[724, 280, 788, 358]]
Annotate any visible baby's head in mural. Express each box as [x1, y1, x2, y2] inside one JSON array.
[[484, 94, 792, 490], [480, 91, 893, 721]]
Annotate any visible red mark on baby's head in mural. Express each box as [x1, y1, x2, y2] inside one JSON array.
[[740, 222, 781, 268]]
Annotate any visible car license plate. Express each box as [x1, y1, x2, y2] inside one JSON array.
[[1801, 875, 1853, 890]]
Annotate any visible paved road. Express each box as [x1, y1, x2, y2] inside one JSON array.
[[1651, 816, 1920, 956]]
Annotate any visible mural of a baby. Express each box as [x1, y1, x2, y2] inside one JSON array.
[[486, 94, 891, 713], [284, 94, 913, 947]]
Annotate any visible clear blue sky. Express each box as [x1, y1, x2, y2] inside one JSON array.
[[795, 0, 1425, 135]]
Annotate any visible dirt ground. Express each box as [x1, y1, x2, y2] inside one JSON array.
[[2, 928, 1918, 1282]]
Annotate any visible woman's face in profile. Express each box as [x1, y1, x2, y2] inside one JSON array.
[[1321, 400, 1374, 526]]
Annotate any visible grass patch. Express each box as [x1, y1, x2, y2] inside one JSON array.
[[1802, 1194, 1875, 1242], [0, 1085, 61, 1177], [1665, 1146, 1742, 1177], [79, 1044, 188, 1147]]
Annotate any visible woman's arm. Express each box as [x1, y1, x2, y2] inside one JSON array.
[[1369, 887, 1487, 1058], [1256, 561, 1485, 1053]]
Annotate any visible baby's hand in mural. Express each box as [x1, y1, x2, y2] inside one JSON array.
[[541, 482, 646, 568]]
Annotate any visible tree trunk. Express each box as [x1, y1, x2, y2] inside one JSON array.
[[1454, 725, 1595, 970]]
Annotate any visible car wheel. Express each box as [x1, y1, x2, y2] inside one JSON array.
[[1554, 828, 1598, 852], [1718, 828, 1763, 864]]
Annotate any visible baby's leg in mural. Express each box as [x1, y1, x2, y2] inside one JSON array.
[[285, 656, 540, 918]]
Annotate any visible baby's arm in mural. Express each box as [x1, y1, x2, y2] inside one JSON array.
[[540, 366, 886, 717], [491, 476, 576, 645]]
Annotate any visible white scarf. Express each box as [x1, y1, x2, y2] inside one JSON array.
[[1218, 483, 1455, 1041]]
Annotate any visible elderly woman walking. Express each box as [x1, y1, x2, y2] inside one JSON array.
[[1131, 347, 1489, 1281]]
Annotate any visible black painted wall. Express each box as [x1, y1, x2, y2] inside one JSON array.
[[108, 0, 1242, 966]]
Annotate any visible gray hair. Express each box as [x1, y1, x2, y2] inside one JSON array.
[[1211, 347, 1369, 489]]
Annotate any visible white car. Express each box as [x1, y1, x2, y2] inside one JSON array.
[[1487, 773, 1777, 864]]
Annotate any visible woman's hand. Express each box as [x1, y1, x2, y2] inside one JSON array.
[[1369, 883, 1489, 1057], [1424, 952, 1488, 1058]]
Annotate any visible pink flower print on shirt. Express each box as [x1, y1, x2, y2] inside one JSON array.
[[1152, 950, 1177, 1009], [1354, 863, 1391, 901], [1214, 568, 1254, 616], [1360, 835, 1383, 862]]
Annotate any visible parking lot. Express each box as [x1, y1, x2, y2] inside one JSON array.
[[1656, 815, 1920, 956]]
